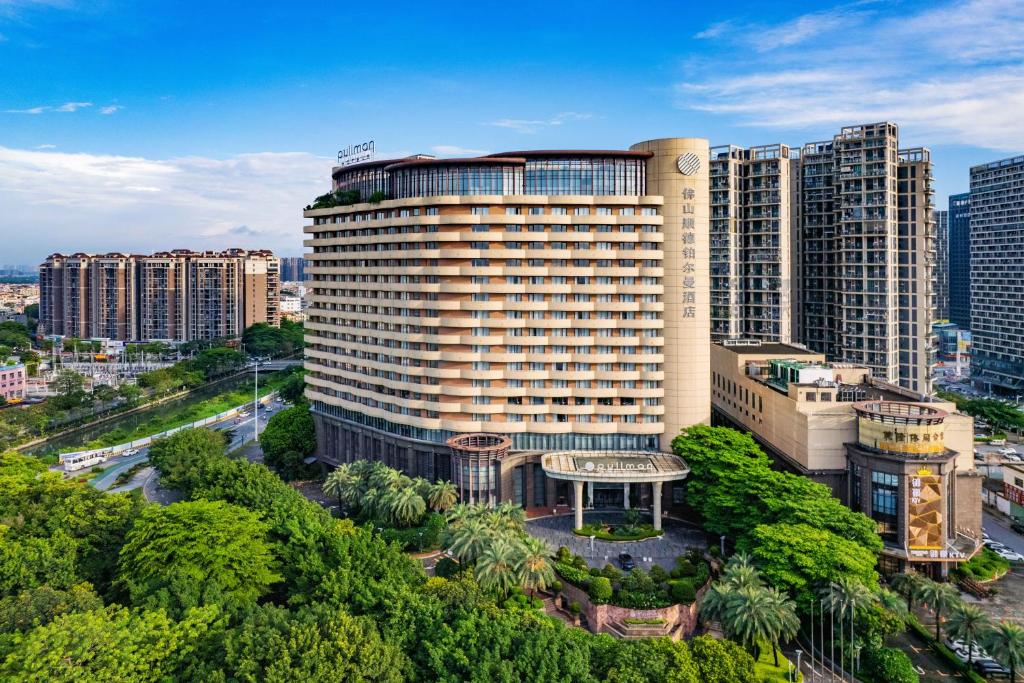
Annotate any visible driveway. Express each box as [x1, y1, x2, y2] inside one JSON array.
[[525, 512, 705, 570], [984, 510, 1024, 555]]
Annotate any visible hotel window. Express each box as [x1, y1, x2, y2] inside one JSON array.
[[529, 207, 545, 215], [506, 207, 521, 215], [472, 207, 490, 215]]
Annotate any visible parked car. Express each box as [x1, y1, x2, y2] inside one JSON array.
[[993, 547, 1024, 562], [618, 553, 635, 571], [998, 447, 1017, 456], [972, 658, 1009, 677], [1011, 520, 1024, 535], [984, 539, 1006, 549]]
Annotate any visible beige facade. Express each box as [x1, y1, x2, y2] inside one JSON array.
[[711, 340, 980, 573], [305, 143, 710, 510], [39, 250, 279, 342]]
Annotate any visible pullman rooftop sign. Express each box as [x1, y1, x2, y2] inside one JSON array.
[[337, 140, 374, 166]]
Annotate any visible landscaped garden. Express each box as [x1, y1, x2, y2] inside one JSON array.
[[554, 546, 711, 608], [952, 547, 1011, 582], [573, 508, 664, 541]]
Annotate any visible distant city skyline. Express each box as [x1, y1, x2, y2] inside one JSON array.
[[3, 0, 1024, 264]]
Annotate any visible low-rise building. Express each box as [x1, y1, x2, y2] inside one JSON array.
[[0, 363, 26, 402], [711, 340, 982, 575]]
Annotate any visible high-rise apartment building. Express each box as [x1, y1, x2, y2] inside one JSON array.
[[969, 155, 1024, 393], [896, 148, 937, 396], [933, 209, 949, 321], [948, 193, 972, 330], [714, 123, 934, 396], [38, 249, 280, 343], [305, 141, 710, 512], [279, 256, 306, 282], [708, 144, 797, 342]]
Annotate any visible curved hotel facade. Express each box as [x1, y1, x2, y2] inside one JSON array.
[[303, 140, 709, 512]]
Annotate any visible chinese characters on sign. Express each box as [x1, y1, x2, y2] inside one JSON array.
[[681, 187, 697, 319]]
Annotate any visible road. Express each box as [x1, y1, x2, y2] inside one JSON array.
[[87, 396, 280, 495], [985, 510, 1024, 556]]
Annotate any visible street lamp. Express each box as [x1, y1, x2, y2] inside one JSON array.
[[720, 534, 726, 557], [793, 649, 802, 683]]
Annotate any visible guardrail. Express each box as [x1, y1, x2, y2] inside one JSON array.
[[59, 393, 277, 471]]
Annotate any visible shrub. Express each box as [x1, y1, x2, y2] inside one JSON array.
[[568, 600, 581, 615], [672, 557, 697, 578], [671, 581, 697, 604], [649, 564, 669, 584], [555, 562, 592, 589], [600, 563, 622, 582], [572, 555, 589, 571], [550, 580, 563, 594], [555, 546, 572, 563], [434, 557, 462, 579], [368, 190, 388, 203], [623, 617, 664, 625], [588, 576, 613, 603], [861, 646, 919, 683], [589, 567, 601, 577]]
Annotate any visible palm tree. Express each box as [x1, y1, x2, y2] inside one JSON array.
[[446, 517, 492, 564], [389, 487, 427, 528], [475, 538, 520, 598], [368, 463, 402, 491], [492, 501, 526, 532], [946, 604, 991, 667], [726, 551, 755, 571], [877, 588, 909, 623], [427, 480, 459, 512], [821, 576, 875, 625], [722, 584, 792, 663], [700, 582, 736, 627], [890, 571, 926, 612], [322, 464, 355, 508], [984, 621, 1024, 683], [411, 476, 432, 499], [516, 536, 554, 598], [721, 564, 763, 591], [764, 586, 801, 668], [916, 579, 962, 643], [361, 487, 385, 522]]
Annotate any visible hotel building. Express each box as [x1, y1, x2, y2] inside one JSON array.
[[714, 123, 935, 396], [933, 209, 949, 321], [304, 141, 708, 514], [969, 155, 1024, 393], [39, 249, 280, 343], [711, 340, 982, 575], [948, 193, 972, 330]]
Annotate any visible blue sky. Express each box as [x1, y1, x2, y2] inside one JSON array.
[[2, 0, 1023, 264]]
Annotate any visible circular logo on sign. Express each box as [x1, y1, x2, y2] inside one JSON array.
[[676, 153, 700, 176], [583, 461, 596, 472]]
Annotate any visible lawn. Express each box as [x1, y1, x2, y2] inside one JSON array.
[[754, 643, 802, 683]]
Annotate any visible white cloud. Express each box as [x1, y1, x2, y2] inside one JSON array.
[[4, 105, 47, 114], [678, 0, 1024, 151], [430, 144, 490, 157], [487, 111, 594, 134], [694, 20, 733, 39], [0, 145, 330, 263], [99, 105, 121, 114], [54, 101, 91, 112], [35, 143, 55, 149]]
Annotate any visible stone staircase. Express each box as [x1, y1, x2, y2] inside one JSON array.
[[603, 618, 675, 639]]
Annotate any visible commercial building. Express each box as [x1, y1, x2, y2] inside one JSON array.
[[711, 340, 982, 575], [948, 193, 972, 330], [0, 363, 26, 402], [39, 249, 280, 343], [933, 209, 949, 321], [714, 123, 935, 396], [304, 141, 709, 515], [968, 155, 1024, 394]]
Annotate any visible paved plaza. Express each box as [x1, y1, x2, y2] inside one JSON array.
[[526, 511, 707, 570]]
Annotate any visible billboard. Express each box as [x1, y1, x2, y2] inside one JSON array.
[[907, 468, 943, 551]]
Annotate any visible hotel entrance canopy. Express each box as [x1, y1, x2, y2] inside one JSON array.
[[541, 451, 689, 530]]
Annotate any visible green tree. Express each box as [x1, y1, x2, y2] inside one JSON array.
[[945, 603, 991, 667], [0, 583, 103, 634], [861, 646, 919, 683], [890, 571, 927, 612], [215, 604, 408, 683], [517, 535, 555, 598], [821, 575, 876, 624], [51, 369, 86, 409], [277, 369, 306, 403], [983, 620, 1024, 683], [688, 634, 757, 683], [116, 500, 281, 618], [741, 523, 878, 608], [258, 404, 316, 480], [474, 538, 520, 598], [117, 383, 142, 407], [427, 480, 458, 512], [0, 604, 219, 682], [322, 464, 357, 508], [915, 578, 961, 643], [147, 428, 227, 492], [877, 587, 909, 623], [387, 486, 427, 528], [588, 575, 613, 603]]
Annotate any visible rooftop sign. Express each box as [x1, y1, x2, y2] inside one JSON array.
[[337, 140, 374, 166]]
